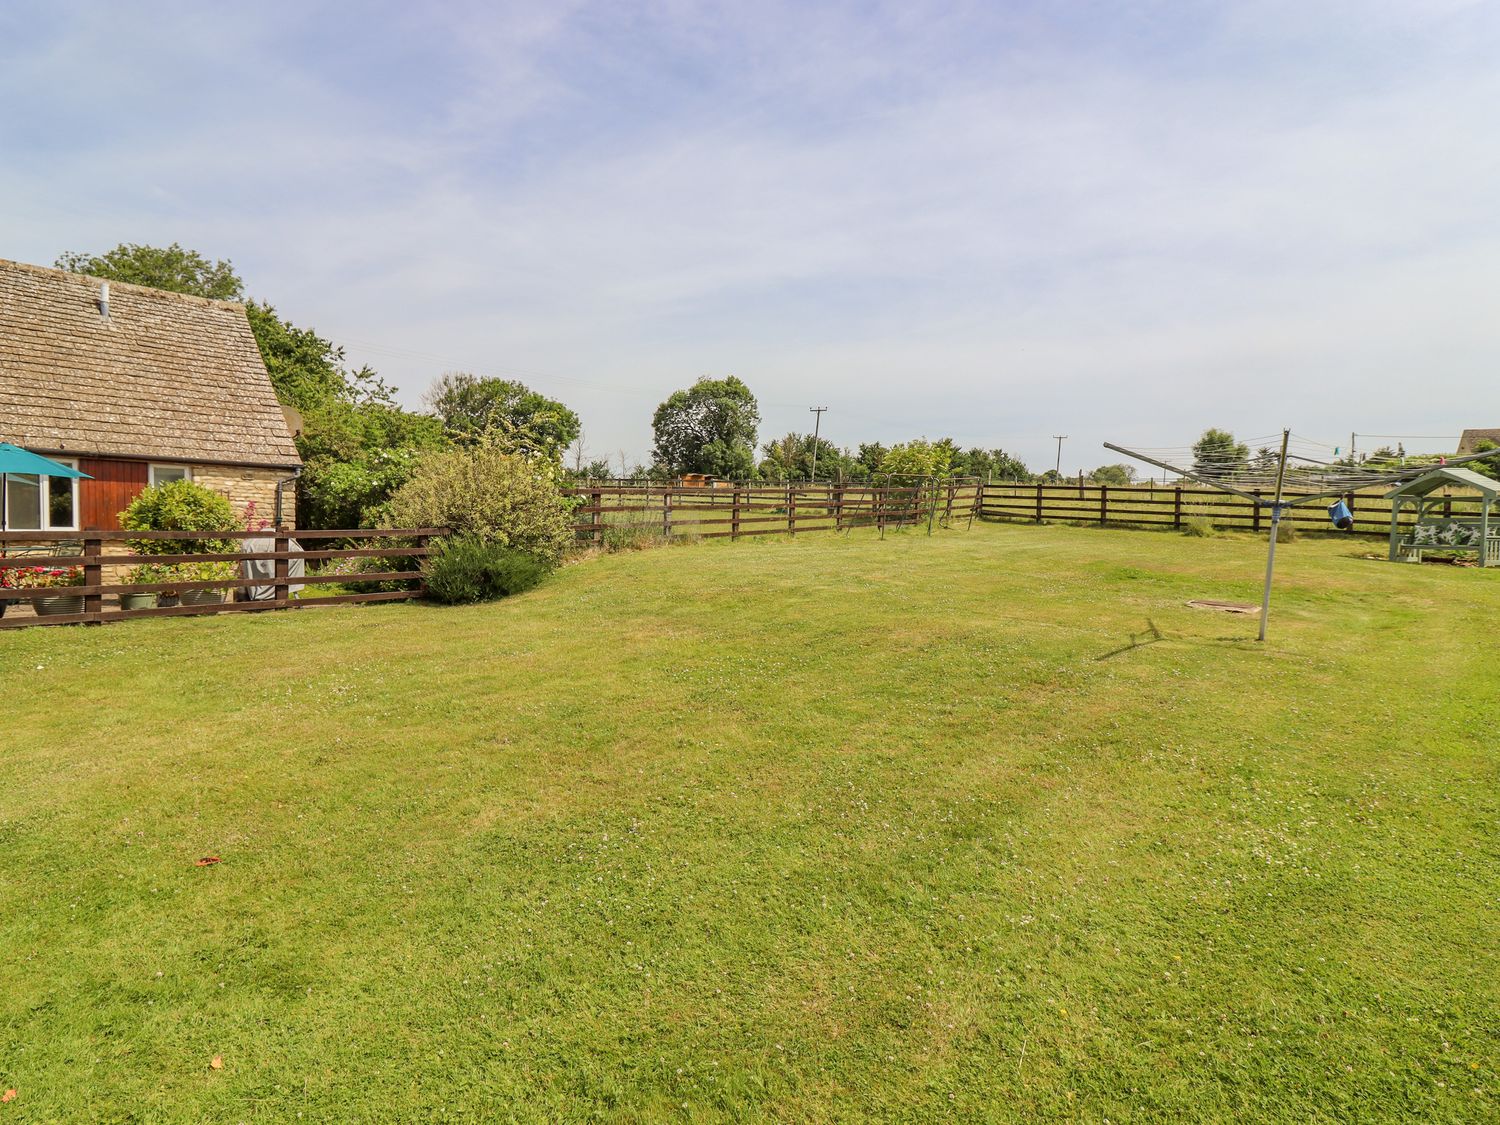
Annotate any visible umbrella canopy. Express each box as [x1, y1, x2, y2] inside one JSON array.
[[0, 443, 91, 478], [1, 443, 92, 534]]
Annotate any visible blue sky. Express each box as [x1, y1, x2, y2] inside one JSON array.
[[3, 1, 1497, 471]]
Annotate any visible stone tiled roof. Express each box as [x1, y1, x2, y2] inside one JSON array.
[[0, 259, 301, 467], [1458, 428, 1500, 454]]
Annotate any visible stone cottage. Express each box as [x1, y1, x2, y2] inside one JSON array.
[[0, 258, 301, 530]]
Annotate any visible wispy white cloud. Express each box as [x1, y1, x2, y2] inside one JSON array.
[[2, 0, 1497, 467]]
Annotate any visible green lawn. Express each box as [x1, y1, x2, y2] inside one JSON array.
[[3, 522, 1496, 1122]]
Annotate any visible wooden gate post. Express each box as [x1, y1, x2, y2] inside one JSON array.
[[82, 534, 102, 623], [662, 489, 672, 539], [732, 486, 742, 540], [274, 534, 290, 606], [1173, 486, 1182, 529], [787, 484, 797, 536], [591, 488, 603, 545], [1035, 481, 1044, 523], [1252, 491, 1262, 533], [1099, 485, 1108, 525], [413, 534, 429, 599]]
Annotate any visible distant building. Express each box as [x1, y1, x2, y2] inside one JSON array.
[[1458, 429, 1500, 454]]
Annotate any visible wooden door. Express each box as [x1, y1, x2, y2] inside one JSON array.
[[78, 458, 149, 530]]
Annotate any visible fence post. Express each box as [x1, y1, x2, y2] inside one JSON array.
[[787, 483, 796, 536], [663, 489, 672, 539], [413, 533, 429, 600], [1173, 486, 1182, 529], [1252, 491, 1262, 533], [591, 488, 603, 545], [732, 486, 742, 540], [1346, 490, 1355, 529], [83, 534, 102, 623], [274, 533, 290, 606], [833, 482, 844, 531], [1099, 485, 1108, 525], [1035, 481, 1044, 523]]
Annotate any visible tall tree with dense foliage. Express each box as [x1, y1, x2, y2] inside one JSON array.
[[56, 243, 244, 301], [426, 372, 580, 456], [878, 439, 955, 478], [1089, 463, 1134, 485], [59, 242, 447, 527], [953, 447, 1031, 481], [757, 433, 851, 481], [1192, 428, 1249, 474], [651, 376, 760, 478]]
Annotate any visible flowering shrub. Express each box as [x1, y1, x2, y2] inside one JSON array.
[[0, 565, 84, 589]]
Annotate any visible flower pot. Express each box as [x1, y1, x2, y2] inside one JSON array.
[[119, 592, 159, 611], [180, 588, 226, 606], [34, 594, 85, 616], [157, 593, 180, 608]]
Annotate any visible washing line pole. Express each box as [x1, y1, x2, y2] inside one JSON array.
[[1257, 428, 1291, 643]]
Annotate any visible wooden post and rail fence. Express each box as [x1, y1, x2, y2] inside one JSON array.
[[974, 480, 1470, 534], [0, 528, 444, 629], [563, 479, 983, 544]]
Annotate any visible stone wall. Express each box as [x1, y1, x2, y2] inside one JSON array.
[[194, 464, 297, 529]]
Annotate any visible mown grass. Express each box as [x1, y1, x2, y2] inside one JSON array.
[[3, 522, 1496, 1122]]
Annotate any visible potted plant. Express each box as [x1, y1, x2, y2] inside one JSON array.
[[6, 565, 86, 616], [121, 563, 172, 611], [178, 560, 237, 605]]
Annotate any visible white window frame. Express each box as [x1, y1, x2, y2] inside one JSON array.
[[149, 463, 194, 487], [3, 457, 80, 531]]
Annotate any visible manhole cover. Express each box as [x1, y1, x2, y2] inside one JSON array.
[[1186, 600, 1258, 614]]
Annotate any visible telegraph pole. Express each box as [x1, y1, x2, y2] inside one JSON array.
[[1052, 435, 1068, 476], [809, 406, 828, 481]]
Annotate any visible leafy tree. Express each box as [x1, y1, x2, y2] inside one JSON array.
[[757, 433, 851, 481], [651, 376, 760, 478], [56, 242, 244, 300], [953, 447, 1031, 481], [427, 372, 580, 457], [878, 439, 955, 478], [1089, 463, 1134, 485], [1473, 440, 1500, 481], [853, 443, 888, 481], [1192, 428, 1249, 474], [1037, 469, 1064, 483]]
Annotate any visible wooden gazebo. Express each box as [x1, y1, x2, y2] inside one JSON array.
[[1385, 467, 1499, 567]]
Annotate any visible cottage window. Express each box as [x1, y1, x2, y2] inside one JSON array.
[[149, 464, 192, 486], [3, 458, 78, 530]]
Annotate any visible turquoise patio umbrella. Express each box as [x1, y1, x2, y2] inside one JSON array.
[[0, 443, 92, 532]]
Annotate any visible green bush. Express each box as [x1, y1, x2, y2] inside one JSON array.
[[1181, 516, 1219, 538], [119, 480, 239, 555], [385, 440, 575, 562], [422, 536, 553, 605]]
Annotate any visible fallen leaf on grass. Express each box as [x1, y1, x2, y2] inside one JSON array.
[[209, 1056, 223, 1070], [195, 857, 221, 867], [2, 1088, 15, 1102]]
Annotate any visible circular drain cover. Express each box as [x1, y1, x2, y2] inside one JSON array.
[[1186, 599, 1258, 614]]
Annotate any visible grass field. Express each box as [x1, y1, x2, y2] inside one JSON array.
[[3, 522, 1497, 1122]]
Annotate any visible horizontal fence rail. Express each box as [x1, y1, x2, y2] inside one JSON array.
[[977, 482, 1483, 535], [0, 528, 446, 629], [564, 480, 983, 544]]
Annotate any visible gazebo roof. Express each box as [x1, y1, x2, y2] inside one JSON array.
[[1384, 467, 1500, 499]]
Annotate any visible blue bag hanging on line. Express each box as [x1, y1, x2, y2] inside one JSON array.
[[1327, 499, 1354, 530]]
